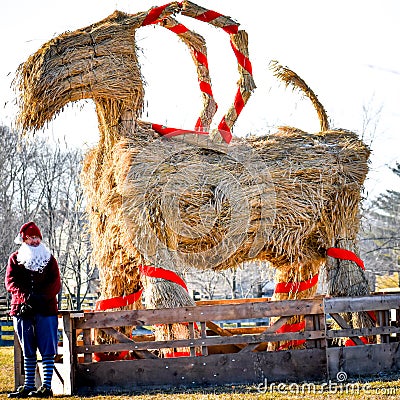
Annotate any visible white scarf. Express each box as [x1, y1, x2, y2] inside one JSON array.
[[17, 243, 51, 273]]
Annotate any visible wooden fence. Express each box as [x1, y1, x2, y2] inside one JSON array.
[[0, 296, 13, 346], [0, 320, 13, 346], [0, 295, 9, 317], [12, 293, 400, 395]]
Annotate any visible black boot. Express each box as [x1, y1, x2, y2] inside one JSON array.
[[8, 386, 36, 398], [27, 386, 53, 398]]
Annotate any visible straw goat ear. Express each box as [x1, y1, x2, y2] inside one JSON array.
[[269, 60, 330, 132]]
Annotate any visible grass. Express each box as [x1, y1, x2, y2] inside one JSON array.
[[1, 346, 400, 399], [0, 346, 14, 395]]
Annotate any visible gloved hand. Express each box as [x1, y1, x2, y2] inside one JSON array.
[[27, 293, 46, 310], [16, 302, 34, 317]]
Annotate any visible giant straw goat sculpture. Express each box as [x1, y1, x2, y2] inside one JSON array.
[[15, 1, 372, 351]]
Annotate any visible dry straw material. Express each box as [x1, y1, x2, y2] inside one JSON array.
[[15, 1, 372, 351]]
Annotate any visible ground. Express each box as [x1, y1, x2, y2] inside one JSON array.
[[1, 347, 399, 399]]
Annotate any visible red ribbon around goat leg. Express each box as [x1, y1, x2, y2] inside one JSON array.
[[93, 264, 192, 360], [139, 265, 189, 292], [326, 247, 365, 270], [95, 265, 189, 311], [275, 247, 370, 350], [274, 273, 319, 294], [273, 275, 318, 350]]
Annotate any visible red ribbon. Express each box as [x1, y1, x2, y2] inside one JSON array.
[[95, 290, 143, 311], [274, 274, 319, 294], [195, 118, 204, 132], [94, 264, 191, 361], [93, 350, 132, 362], [230, 40, 253, 74], [233, 89, 245, 115], [151, 124, 209, 137], [164, 350, 203, 358], [192, 49, 209, 69], [274, 248, 369, 350], [326, 247, 365, 270], [193, 9, 239, 34], [195, 9, 222, 22], [222, 25, 240, 35], [278, 340, 306, 351], [367, 310, 377, 322], [276, 321, 307, 350], [199, 81, 214, 97], [168, 23, 188, 34], [329, 248, 375, 324], [327, 247, 376, 324], [140, 265, 188, 292], [217, 119, 233, 143], [95, 264, 189, 312], [345, 336, 369, 346], [142, 3, 170, 26], [276, 321, 305, 334]]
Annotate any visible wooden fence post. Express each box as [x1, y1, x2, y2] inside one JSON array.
[[376, 309, 391, 344], [61, 312, 75, 395], [13, 332, 24, 389]]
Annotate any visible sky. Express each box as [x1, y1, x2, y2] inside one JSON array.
[[0, 0, 399, 200]]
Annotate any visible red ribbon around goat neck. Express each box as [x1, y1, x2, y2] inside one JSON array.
[[151, 124, 210, 138]]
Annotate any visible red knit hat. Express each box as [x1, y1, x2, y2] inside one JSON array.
[[19, 221, 42, 241]]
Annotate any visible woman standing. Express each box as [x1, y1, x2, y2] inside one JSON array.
[[5, 222, 61, 398]]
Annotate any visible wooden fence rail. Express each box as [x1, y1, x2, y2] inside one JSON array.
[[0, 296, 13, 347], [12, 293, 400, 395], [0, 320, 13, 346]]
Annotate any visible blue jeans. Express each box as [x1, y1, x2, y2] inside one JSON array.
[[14, 314, 58, 358]]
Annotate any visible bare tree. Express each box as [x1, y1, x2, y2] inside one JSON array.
[[360, 163, 400, 288], [185, 262, 274, 300], [0, 128, 42, 294], [33, 144, 97, 309], [184, 268, 224, 300], [0, 125, 96, 308]]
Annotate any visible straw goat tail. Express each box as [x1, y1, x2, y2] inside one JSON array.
[[269, 60, 330, 132]]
